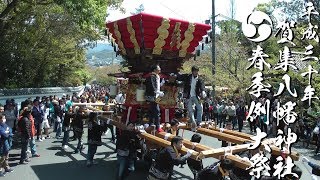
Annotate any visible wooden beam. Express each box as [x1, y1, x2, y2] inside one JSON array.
[[195, 128, 250, 144], [207, 125, 252, 140], [179, 125, 300, 161], [155, 132, 209, 152], [200, 144, 252, 158], [140, 132, 200, 160], [73, 103, 105, 106]]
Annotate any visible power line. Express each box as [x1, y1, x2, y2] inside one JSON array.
[[158, 0, 187, 20]]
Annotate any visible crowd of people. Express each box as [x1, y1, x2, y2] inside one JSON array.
[[0, 65, 319, 179]]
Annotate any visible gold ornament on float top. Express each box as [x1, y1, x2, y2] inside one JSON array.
[[153, 18, 170, 55]]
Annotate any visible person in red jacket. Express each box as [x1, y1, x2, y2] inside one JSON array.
[[18, 106, 40, 165]]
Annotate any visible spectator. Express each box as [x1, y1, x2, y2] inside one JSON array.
[[3, 101, 17, 133], [18, 106, 40, 165], [0, 113, 14, 176], [53, 101, 63, 139], [42, 103, 51, 139], [236, 101, 246, 132], [226, 101, 236, 130], [31, 99, 44, 141]]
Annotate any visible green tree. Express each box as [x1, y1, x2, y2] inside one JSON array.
[[0, 0, 123, 88]]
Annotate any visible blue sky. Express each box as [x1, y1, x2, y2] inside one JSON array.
[[106, 0, 270, 23]]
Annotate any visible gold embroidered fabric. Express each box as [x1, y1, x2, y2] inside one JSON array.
[[153, 18, 170, 55], [126, 18, 140, 54]]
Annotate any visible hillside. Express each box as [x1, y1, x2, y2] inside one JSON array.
[[86, 42, 123, 66]]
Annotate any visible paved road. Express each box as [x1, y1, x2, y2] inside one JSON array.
[[3, 123, 320, 180]]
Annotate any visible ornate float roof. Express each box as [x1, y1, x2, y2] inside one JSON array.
[[106, 13, 211, 73]]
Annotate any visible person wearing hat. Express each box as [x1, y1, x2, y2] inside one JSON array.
[[174, 66, 206, 131]]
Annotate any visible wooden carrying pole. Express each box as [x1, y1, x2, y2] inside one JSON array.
[[72, 103, 106, 106], [155, 132, 252, 169], [179, 124, 300, 161]]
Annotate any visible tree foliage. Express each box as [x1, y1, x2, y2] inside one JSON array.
[[0, 0, 123, 88], [254, 0, 320, 115]]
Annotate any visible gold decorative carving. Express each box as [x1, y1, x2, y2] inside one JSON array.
[[114, 22, 126, 55], [126, 18, 140, 54], [170, 22, 181, 49], [153, 18, 170, 55], [179, 23, 195, 57]]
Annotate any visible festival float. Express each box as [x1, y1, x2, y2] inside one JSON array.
[[106, 12, 210, 125]]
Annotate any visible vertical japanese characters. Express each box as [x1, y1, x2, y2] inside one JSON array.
[[242, 1, 319, 179]]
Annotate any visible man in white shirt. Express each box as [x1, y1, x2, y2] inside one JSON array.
[[176, 66, 206, 131], [115, 92, 126, 104]]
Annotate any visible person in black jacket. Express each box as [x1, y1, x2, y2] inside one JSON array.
[[236, 101, 246, 132], [187, 133, 203, 179], [116, 122, 140, 180], [62, 106, 75, 150], [18, 106, 32, 164], [72, 107, 89, 154], [53, 102, 63, 139], [86, 112, 107, 167], [197, 159, 234, 180], [32, 99, 44, 141], [145, 65, 165, 133], [175, 66, 206, 131], [147, 136, 193, 180]]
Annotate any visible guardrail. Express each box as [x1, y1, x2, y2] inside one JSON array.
[[0, 86, 85, 97]]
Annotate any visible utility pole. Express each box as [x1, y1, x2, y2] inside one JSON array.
[[211, 0, 216, 99]]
